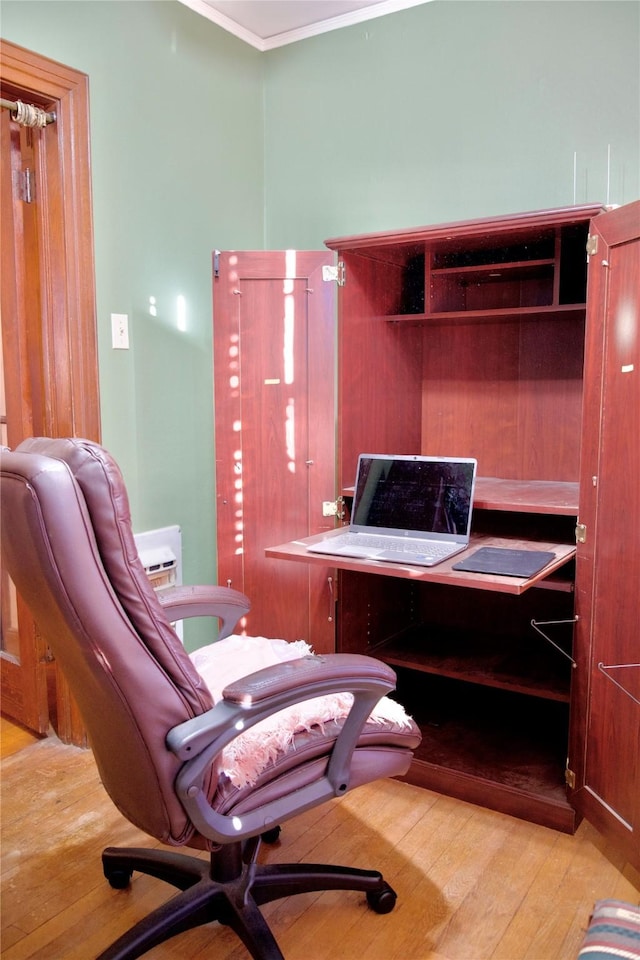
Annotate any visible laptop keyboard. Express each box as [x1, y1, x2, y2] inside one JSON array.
[[340, 533, 454, 559]]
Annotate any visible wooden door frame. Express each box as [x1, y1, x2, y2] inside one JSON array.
[[1, 39, 100, 744]]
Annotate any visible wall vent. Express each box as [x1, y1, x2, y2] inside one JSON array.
[[134, 525, 183, 640]]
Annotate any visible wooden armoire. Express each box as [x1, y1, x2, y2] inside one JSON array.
[[214, 202, 639, 867]]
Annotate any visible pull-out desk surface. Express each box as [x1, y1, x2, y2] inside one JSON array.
[[265, 531, 576, 596], [266, 477, 578, 595]]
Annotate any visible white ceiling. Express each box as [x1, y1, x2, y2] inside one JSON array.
[[179, 0, 433, 50]]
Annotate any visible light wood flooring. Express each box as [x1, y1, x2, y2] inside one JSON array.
[[1, 721, 639, 960]]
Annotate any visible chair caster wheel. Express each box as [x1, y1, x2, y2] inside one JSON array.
[[261, 825, 281, 844], [105, 868, 133, 890], [367, 884, 397, 914]]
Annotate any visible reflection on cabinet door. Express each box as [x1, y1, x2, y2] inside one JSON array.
[[213, 250, 337, 652]]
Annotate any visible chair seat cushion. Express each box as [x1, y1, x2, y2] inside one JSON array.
[[213, 716, 421, 817], [577, 900, 640, 959], [190, 635, 418, 788]]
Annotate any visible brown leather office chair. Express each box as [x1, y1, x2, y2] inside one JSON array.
[[0, 438, 420, 960]]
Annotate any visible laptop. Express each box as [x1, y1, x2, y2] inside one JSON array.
[[307, 453, 477, 567]]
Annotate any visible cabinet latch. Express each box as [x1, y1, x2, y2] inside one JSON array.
[[322, 261, 345, 286], [575, 522, 587, 544], [586, 234, 598, 258]]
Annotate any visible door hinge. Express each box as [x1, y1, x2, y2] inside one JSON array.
[[322, 500, 338, 517], [586, 234, 598, 258], [322, 261, 345, 286], [20, 168, 34, 203], [213, 249, 220, 279], [565, 766, 576, 789], [575, 522, 587, 544]]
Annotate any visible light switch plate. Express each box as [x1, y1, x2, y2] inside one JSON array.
[[111, 313, 129, 349]]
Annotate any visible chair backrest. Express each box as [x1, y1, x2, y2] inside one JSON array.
[[1, 439, 214, 847]]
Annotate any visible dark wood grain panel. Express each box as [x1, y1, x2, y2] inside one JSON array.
[[337, 252, 423, 485], [421, 319, 521, 475]]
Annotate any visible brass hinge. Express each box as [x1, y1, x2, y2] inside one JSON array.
[[322, 261, 345, 286], [20, 168, 34, 203], [586, 234, 598, 257], [575, 522, 587, 544], [322, 497, 348, 519], [565, 766, 576, 789]]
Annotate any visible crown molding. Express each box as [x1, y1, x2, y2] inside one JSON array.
[[179, 0, 433, 52]]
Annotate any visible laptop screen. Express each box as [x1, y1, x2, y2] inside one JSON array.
[[351, 454, 477, 538]]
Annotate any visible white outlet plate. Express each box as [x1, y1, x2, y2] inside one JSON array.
[[111, 313, 129, 349]]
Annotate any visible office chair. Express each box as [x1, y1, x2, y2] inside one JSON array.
[[0, 438, 421, 960]]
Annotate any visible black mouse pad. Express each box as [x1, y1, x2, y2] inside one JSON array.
[[452, 546, 556, 577]]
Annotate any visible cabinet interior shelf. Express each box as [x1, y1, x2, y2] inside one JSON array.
[[376, 627, 572, 702], [393, 669, 570, 814], [473, 478, 579, 515], [410, 723, 568, 804], [343, 477, 580, 516], [430, 258, 556, 279], [385, 303, 587, 325]]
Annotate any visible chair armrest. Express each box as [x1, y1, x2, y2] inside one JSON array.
[[158, 584, 250, 640], [167, 653, 397, 843], [223, 652, 395, 705]]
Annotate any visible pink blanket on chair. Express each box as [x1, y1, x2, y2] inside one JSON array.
[[190, 635, 413, 787]]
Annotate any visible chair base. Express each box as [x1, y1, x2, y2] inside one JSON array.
[[98, 837, 397, 960]]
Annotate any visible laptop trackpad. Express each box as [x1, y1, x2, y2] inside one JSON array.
[[375, 550, 438, 565]]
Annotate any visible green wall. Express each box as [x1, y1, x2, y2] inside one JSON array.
[[2, 1, 264, 646], [263, 0, 639, 247], [2, 0, 638, 648]]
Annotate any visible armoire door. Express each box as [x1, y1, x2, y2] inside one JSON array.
[[572, 200, 640, 870], [213, 251, 336, 652]]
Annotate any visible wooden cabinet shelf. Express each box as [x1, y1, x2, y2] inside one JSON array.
[[430, 259, 557, 313], [472, 478, 579, 515], [330, 209, 592, 322], [376, 626, 572, 702], [431, 258, 556, 279], [397, 672, 573, 831], [384, 303, 586, 325], [343, 477, 580, 516]]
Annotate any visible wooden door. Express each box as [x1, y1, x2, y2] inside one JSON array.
[[572, 201, 640, 869], [0, 106, 50, 733], [0, 41, 99, 742], [213, 251, 336, 652]]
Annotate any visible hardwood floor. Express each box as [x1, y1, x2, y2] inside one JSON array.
[[0, 716, 42, 759], [1, 729, 638, 960]]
